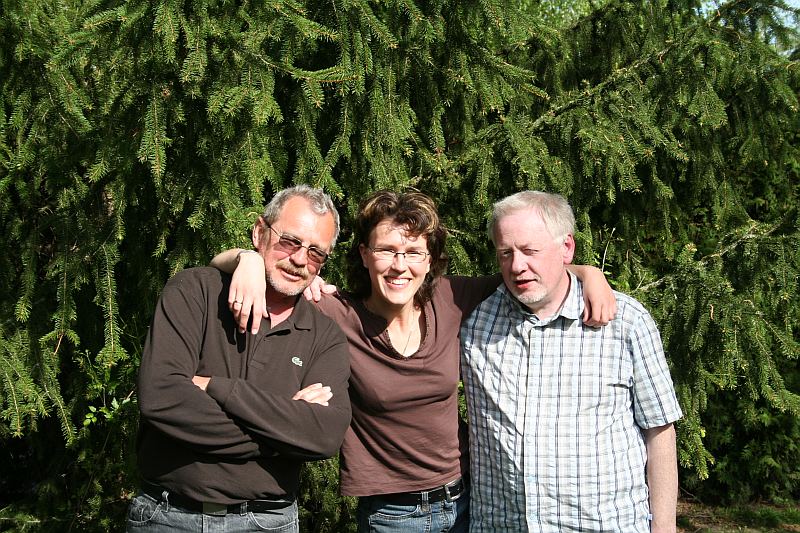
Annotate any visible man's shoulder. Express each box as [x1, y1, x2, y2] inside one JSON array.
[[296, 296, 347, 340], [611, 289, 652, 320], [163, 266, 227, 293], [317, 290, 356, 317], [299, 296, 337, 322]]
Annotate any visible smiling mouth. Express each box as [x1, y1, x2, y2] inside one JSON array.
[[385, 277, 410, 287]]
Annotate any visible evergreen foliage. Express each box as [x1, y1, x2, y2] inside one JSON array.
[[0, 0, 798, 528]]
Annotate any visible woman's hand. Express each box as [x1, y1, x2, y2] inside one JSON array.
[[210, 247, 338, 334], [227, 251, 268, 334], [302, 276, 338, 302]]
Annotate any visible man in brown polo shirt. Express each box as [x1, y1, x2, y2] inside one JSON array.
[[127, 185, 351, 532]]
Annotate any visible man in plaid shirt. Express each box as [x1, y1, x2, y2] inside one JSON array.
[[461, 191, 682, 532]]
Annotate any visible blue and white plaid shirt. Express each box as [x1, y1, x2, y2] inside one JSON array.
[[461, 272, 682, 532]]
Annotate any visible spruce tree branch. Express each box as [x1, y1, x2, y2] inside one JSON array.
[[243, 50, 358, 84], [68, 429, 112, 532], [530, 0, 763, 134], [40, 366, 75, 442], [635, 215, 791, 294], [0, 362, 23, 436], [529, 41, 681, 133], [101, 245, 116, 356]]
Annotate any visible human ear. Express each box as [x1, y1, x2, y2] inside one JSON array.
[[562, 234, 576, 264], [252, 217, 266, 249]]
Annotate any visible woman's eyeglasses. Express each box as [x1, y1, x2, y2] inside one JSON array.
[[367, 247, 430, 263]]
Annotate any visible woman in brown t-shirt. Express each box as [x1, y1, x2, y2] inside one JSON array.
[[211, 190, 615, 533]]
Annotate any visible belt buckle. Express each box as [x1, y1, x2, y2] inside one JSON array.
[[202, 502, 228, 516], [444, 479, 461, 502]]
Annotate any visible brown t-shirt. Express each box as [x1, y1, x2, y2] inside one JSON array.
[[317, 275, 500, 496], [136, 267, 351, 503]]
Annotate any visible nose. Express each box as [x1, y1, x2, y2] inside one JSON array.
[[289, 246, 309, 265], [509, 251, 528, 274]]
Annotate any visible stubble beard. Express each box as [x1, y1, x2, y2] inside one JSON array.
[[512, 283, 547, 308], [266, 259, 311, 297]]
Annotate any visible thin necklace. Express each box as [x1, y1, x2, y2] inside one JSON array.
[[399, 307, 419, 356], [362, 299, 419, 355]]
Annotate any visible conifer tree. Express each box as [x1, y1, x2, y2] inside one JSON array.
[[0, 0, 798, 528]]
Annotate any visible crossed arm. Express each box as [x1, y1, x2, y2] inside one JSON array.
[[138, 270, 350, 460], [192, 376, 333, 405]]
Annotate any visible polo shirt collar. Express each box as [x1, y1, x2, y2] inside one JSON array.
[[263, 294, 315, 334], [290, 296, 316, 330]]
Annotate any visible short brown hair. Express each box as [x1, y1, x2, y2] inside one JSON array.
[[346, 190, 448, 304]]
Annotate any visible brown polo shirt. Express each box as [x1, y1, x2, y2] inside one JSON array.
[[136, 267, 351, 504]]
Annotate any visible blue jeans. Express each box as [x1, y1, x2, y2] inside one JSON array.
[[126, 492, 299, 532], [356, 488, 469, 533]]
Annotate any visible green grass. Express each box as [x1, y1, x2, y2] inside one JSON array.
[[678, 501, 800, 532]]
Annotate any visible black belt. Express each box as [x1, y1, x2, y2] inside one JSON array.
[[142, 482, 294, 515], [376, 478, 466, 505]]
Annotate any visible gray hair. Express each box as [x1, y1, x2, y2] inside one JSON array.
[[262, 185, 341, 248], [488, 190, 575, 244]]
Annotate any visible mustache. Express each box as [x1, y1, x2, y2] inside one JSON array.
[[277, 260, 310, 278]]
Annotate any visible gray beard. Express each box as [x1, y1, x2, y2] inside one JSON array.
[[266, 262, 310, 297], [515, 288, 546, 307]]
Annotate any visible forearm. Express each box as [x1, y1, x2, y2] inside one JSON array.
[[566, 264, 601, 283], [138, 272, 261, 458], [644, 424, 678, 533], [210, 247, 267, 334], [209, 248, 246, 274], [205, 339, 352, 459], [139, 365, 262, 458], [207, 379, 350, 459], [139, 345, 262, 457]]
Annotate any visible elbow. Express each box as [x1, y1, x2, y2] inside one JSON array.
[[136, 389, 159, 420], [304, 407, 351, 459], [137, 386, 181, 422], [315, 414, 352, 458], [138, 397, 168, 422], [271, 434, 343, 461], [315, 432, 346, 459]]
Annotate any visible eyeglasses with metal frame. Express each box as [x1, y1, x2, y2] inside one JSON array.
[[367, 247, 430, 263], [265, 223, 330, 264]]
